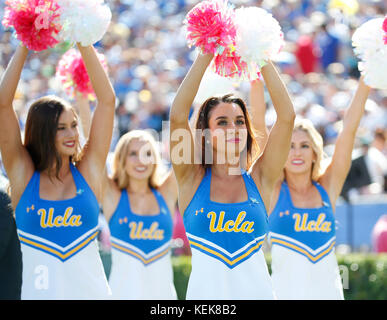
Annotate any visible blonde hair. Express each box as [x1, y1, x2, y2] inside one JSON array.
[[290, 118, 326, 181], [112, 130, 165, 189]]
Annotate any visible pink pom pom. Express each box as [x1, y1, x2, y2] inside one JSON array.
[[2, 0, 62, 51], [383, 16, 387, 44], [212, 45, 247, 79], [184, 0, 236, 55], [56, 48, 108, 100]]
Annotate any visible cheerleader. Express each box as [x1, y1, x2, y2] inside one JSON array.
[[169, 52, 295, 299], [267, 77, 371, 299], [0, 43, 116, 299], [101, 130, 178, 300]]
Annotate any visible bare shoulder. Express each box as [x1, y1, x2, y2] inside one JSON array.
[[268, 180, 282, 216], [76, 154, 102, 197], [176, 164, 205, 216], [8, 151, 35, 209], [157, 185, 177, 218], [158, 170, 178, 200], [251, 163, 282, 216], [317, 167, 335, 197], [249, 163, 273, 212], [317, 172, 337, 211], [158, 183, 176, 211], [102, 178, 122, 223]]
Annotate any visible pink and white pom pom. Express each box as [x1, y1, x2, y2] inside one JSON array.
[[184, 0, 236, 55], [56, 48, 108, 100], [184, 2, 283, 81], [2, 0, 112, 50], [2, 0, 62, 51], [352, 17, 387, 90]]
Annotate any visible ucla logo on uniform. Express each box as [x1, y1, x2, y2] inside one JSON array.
[[207, 210, 255, 233], [37, 207, 83, 228], [15, 164, 101, 262], [183, 168, 268, 269], [110, 219, 169, 265], [268, 181, 337, 264], [293, 213, 332, 233], [18, 205, 98, 262], [186, 208, 264, 269], [129, 221, 165, 240]]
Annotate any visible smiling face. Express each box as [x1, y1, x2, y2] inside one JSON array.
[[124, 138, 155, 181], [207, 102, 248, 159], [285, 129, 317, 176], [55, 107, 80, 158], [25, 96, 82, 177]]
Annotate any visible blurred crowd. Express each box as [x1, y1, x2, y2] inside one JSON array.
[[0, 0, 386, 196]]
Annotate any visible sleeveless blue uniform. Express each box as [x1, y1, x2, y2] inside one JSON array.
[[183, 168, 275, 300], [108, 188, 177, 299], [15, 163, 111, 299], [268, 181, 343, 299]]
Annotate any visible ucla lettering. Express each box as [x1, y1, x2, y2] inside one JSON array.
[[38, 207, 82, 228], [129, 221, 164, 240], [293, 213, 332, 233], [207, 211, 254, 233]]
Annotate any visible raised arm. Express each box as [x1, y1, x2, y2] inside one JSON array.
[[77, 44, 116, 182], [251, 61, 295, 209], [249, 78, 269, 156], [74, 92, 92, 140], [169, 53, 213, 182], [0, 45, 34, 206], [319, 77, 371, 208]]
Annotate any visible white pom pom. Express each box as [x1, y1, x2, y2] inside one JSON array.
[[58, 0, 112, 46], [234, 7, 284, 80], [352, 17, 387, 89], [358, 49, 387, 90]]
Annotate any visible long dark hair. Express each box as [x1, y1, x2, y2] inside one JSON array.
[[24, 95, 81, 179], [195, 94, 259, 170]]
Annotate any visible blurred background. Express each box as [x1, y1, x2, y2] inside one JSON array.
[[1, 0, 386, 299]]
